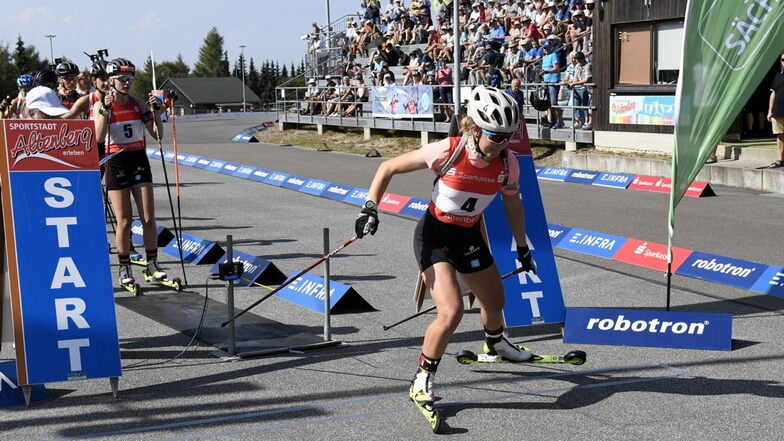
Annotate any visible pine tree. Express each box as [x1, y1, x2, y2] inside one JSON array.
[[192, 27, 226, 77], [247, 58, 260, 98]]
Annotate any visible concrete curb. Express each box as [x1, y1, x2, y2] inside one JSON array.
[[563, 147, 784, 194]]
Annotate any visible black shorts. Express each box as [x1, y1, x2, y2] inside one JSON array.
[[413, 210, 494, 274], [104, 149, 153, 190]]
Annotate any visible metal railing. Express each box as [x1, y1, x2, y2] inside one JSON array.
[[275, 82, 596, 144]]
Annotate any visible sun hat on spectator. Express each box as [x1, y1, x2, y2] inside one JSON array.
[[308, 78, 316, 84], [25, 86, 69, 116]]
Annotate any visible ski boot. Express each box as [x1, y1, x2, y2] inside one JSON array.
[[142, 259, 183, 292], [130, 249, 146, 267], [409, 369, 441, 433], [454, 341, 587, 365], [119, 264, 140, 296], [484, 335, 534, 362]]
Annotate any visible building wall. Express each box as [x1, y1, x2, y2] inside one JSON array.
[[592, 0, 688, 154]]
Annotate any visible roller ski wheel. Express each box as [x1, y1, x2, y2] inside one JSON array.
[[409, 389, 442, 433], [456, 346, 586, 365], [142, 270, 183, 292], [120, 281, 141, 296]]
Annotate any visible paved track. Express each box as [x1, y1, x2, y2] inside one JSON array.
[[2, 114, 783, 440]]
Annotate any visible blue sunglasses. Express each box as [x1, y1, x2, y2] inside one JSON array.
[[481, 129, 512, 144]]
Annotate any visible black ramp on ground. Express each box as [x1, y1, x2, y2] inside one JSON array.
[[115, 291, 336, 357]]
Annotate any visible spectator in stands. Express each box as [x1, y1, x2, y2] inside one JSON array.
[[490, 0, 506, 23], [512, 38, 532, 83], [560, 50, 577, 105], [488, 18, 507, 49], [555, 1, 571, 23], [505, 0, 522, 29], [505, 77, 526, 115], [315, 75, 338, 115], [466, 45, 487, 85], [371, 54, 388, 84], [569, 50, 592, 129], [521, 16, 543, 42], [399, 11, 419, 44], [403, 48, 425, 85], [384, 40, 400, 66], [311, 36, 329, 76], [436, 56, 454, 121], [508, 19, 523, 39], [326, 76, 355, 116], [536, 1, 556, 28], [541, 40, 563, 128], [382, 72, 396, 86], [567, 10, 590, 52], [468, 2, 482, 24], [343, 76, 368, 117], [411, 70, 425, 86], [500, 43, 521, 83], [424, 26, 442, 60], [301, 78, 321, 115], [436, 26, 455, 62], [435, 0, 453, 27]]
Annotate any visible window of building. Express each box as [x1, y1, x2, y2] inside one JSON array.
[[615, 20, 684, 87]]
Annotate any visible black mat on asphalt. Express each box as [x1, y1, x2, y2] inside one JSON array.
[[115, 291, 338, 357]]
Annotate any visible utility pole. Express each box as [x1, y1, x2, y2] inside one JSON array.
[[45, 34, 56, 65], [239, 44, 246, 112]]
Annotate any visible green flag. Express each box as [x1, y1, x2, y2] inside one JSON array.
[[669, 1, 784, 239]]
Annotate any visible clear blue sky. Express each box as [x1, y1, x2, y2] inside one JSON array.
[[0, 0, 359, 71]]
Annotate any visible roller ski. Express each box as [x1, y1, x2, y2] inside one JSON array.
[[142, 259, 183, 292], [408, 370, 442, 433], [118, 264, 141, 296], [456, 338, 586, 365]]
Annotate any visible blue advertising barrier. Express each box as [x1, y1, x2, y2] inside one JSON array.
[[750, 266, 784, 298], [275, 272, 374, 314], [675, 252, 768, 290], [162, 232, 224, 265], [557, 227, 627, 259], [0, 120, 121, 385], [210, 250, 286, 287], [483, 155, 566, 327], [564, 307, 733, 351], [130, 219, 175, 248]]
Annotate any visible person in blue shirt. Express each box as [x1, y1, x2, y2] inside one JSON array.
[[541, 40, 564, 128]]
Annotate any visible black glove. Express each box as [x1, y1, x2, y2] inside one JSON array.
[[355, 207, 379, 238], [517, 245, 537, 274]]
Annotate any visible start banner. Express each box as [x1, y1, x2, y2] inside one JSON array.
[[0, 120, 121, 386]]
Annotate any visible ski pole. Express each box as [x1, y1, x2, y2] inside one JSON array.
[[221, 235, 358, 327], [383, 266, 528, 331]]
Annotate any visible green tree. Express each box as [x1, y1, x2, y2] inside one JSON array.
[[247, 58, 260, 98], [192, 27, 226, 77], [132, 54, 191, 97], [0, 43, 18, 101], [12, 35, 47, 74]]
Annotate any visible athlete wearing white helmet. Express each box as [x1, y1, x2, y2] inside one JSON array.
[[93, 57, 168, 289], [353, 85, 536, 432]]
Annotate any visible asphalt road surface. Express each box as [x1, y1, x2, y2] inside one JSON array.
[[2, 113, 783, 440]]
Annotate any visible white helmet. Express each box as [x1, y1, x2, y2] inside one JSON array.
[[466, 86, 519, 134]]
